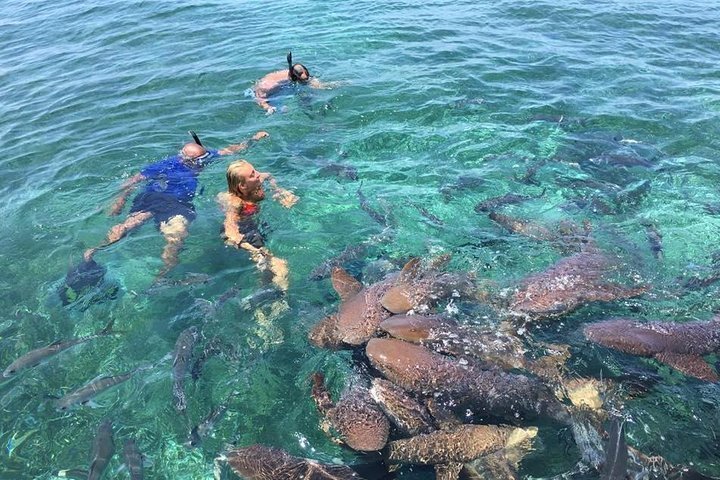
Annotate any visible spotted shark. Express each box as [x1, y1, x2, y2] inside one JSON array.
[[311, 372, 389, 452], [508, 251, 647, 321], [365, 338, 571, 425], [584, 317, 720, 382], [220, 444, 364, 480]]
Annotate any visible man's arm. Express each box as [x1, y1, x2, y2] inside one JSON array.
[[109, 173, 145, 215], [254, 92, 276, 114], [218, 131, 270, 156], [308, 78, 345, 90]]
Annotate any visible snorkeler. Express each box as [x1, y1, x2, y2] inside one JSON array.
[[217, 160, 298, 291], [82, 130, 269, 281], [252, 51, 337, 114]]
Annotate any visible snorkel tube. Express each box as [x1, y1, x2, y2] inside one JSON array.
[[287, 51, 293, 77], [287, 51, 309, 82], [188, 130, 203, 147]]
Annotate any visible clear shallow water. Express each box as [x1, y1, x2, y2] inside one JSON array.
[[1, 0, 720, 478]]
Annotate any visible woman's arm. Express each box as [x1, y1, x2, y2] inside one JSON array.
[[222, 205, 245, 247], [265, 175, 299, 208]]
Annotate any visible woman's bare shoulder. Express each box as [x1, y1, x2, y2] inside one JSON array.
[[217, 192, 246, 211]]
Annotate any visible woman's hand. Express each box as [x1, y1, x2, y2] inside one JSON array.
[[273, 188, 299, 208]]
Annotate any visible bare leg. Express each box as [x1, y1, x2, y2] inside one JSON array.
[[84, 211, 153, 261], [268, 256, 289, 291], [157, 215, 189, 279]]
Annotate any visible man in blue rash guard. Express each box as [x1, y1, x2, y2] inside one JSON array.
[[83, 130, 269, 280]]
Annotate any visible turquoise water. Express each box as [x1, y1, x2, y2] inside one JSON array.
[[2, 0, 720, 478]]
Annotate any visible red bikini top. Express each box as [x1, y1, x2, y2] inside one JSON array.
[[241, 202, 259, 216]]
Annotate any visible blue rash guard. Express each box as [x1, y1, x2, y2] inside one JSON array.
[[129, 150, 219, 226]]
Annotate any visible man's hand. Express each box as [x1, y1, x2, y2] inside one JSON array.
[[265, 106, 276, 115], [252, 131, 269, 141]]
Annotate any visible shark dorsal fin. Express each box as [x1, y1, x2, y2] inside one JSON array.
[[654, 351, 719, 382], [398, 258, 422, 284], [331, 267, 362, 301]]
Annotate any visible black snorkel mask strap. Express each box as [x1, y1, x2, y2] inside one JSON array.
[[188, 130, 203, 147]]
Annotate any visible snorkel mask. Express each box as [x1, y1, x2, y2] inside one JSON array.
[[287, 51, 310, 82], [183, 131, 211, 165]]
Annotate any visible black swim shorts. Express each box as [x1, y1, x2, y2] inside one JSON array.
[[130, 191, 196, 227]]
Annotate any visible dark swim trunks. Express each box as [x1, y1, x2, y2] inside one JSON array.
[[237, 215, 265, 248], [130, 191, 196, 227]]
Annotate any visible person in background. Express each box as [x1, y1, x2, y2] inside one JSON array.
[[83, 130, 269, 280], [217, 160, 298, 291], [253, 51, 337, 114]]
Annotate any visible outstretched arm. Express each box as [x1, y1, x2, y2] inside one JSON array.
[[109, 173, 145, 215], [218, 131, 269, 156], [262, 174, 298, 208], [308, 78, 345, 90]]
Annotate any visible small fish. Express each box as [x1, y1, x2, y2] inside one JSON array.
[[173, 326, 200, 412], [308, 244, 368, 281], [187, 399, 231, 447], [317, 163, 359, 181], [357, 185, 388, 226], [56, 371, 136, 410], [589, 152, 654, 169], [3, 319, 116, 378], [410, 202, 444, 226], [238, 286, 285, 311], [123, 438, 144, 480], [474, 190, 545, 213], [614, 179, 652, 207], [146, 273, 211, 295], [439, 174, 484, 202], [88, 420, 114, 480]]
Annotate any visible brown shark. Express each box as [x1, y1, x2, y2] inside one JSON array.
[[310, 372, 389, 451], [508, 252, 647, 321], [369, 377, 435, 438], [584, 317, 720, 381], [365, 338, 571, 425], [386, 424, 537, 466], [308, 267, 395, 348], [221, 445, 364, 479], [379, 315, 529, 372], [379, 256, 476, 315], [489, 212, 595, 255]]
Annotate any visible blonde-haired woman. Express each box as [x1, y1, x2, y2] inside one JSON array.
[[217, 160, 298, 291]]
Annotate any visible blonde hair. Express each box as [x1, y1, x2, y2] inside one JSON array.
[[226, 160, 251, 195]]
